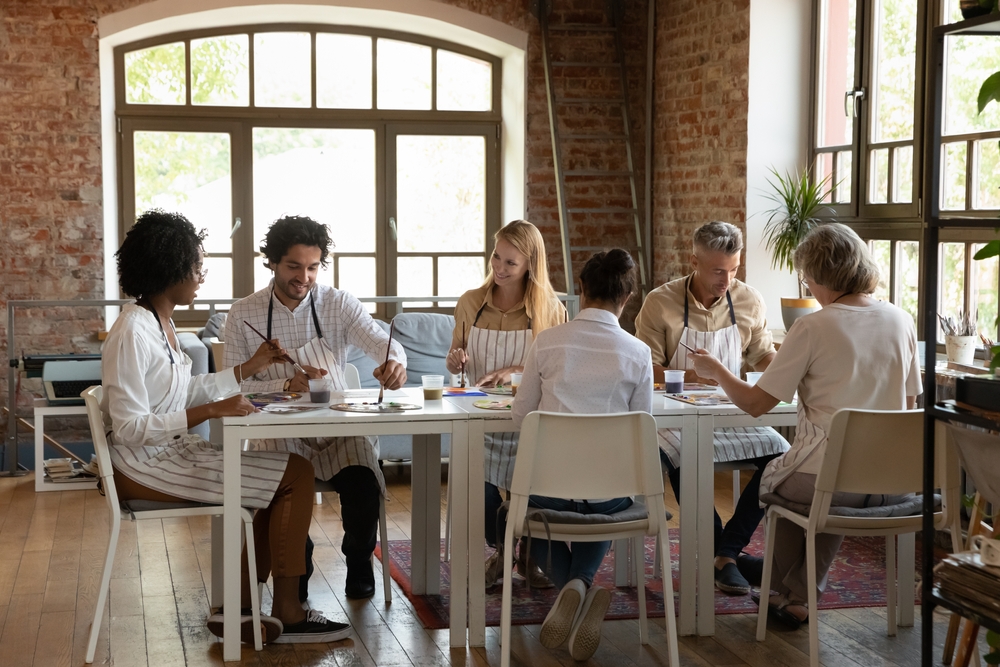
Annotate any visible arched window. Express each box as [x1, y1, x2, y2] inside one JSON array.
[[116, 24, 501, 322]]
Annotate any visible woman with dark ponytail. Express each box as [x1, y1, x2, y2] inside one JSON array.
[[510, 248, 653, 661]]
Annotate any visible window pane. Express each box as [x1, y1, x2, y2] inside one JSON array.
[[316, 34, 372, 109], [254, 256, 271, 292], [975, 139, 1000, 210], [836, 150, 853, 203], [193, 257, 233, 306], [943, 142, 968, 210], [133, 131, 232, 255], [252, 128, 376, 253], [869, 148, 889, 204], [191, 35, 249, 106], [871, 0, 916, 142], [816, 153, 834, 203], [816, 0, 856, 148], [436, 50, 492, 111], [438, 256, 485, 304], [893, 144, 913, 203], [944, 35, 1000, 136], [972, 243, 999, 341], [125, 42, 185, 105], [377, 39, 431, 110], [396, 135, 486, 252], [869, 240, 891, 302], [898, 241, 919, 326], [254, 32, 311, 108], [940, 243, 966, 339], [397, 256, 433, 307], [337, 257, 377, 313]]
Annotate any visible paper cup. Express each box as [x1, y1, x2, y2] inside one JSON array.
[[664, 369, 685, 394], [422, 374, 444, 400]]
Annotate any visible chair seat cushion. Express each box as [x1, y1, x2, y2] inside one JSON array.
[[524, 501, 673, 525], [758, 492, 939, 518], [121, 499, 218, 513]]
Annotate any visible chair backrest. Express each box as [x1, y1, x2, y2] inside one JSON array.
[[82, 385, 120, 508], [344, 363, 361, 390], [813, 408, 960, 526], [510, 411, 664, 504]]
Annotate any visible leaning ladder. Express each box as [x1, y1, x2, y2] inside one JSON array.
[[535, 0, 648, 296]]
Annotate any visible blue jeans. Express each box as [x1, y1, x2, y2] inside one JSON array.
[[660, 448, 778, 560], [526, 496, 633, 589]]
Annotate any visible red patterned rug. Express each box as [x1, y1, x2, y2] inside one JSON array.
[[374, 527, 925, 630]]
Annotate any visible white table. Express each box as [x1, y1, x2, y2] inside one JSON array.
[[220, 389, 470, 661]]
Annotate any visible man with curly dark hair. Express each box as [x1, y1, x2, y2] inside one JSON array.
[[224, 214, 407, 601], [104, 209, 353, 644]]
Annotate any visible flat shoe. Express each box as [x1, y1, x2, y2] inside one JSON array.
[[751, 593, 807, 630], [736, 553, 764, 587], [714, 561, 750, 595]]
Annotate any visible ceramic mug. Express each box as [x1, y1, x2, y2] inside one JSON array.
[[971, 534, 1000, 566]]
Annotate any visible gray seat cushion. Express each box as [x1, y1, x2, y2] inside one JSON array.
[[759, 491, 938, 518], [525, 501, 658, 526], [121, 499, 217, 513]]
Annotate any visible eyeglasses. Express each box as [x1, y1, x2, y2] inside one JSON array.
[[193, 266, 208, 282], [799, 277, 811, 289]]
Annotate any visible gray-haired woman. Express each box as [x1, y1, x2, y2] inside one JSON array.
[[689, 222, 921, 627]]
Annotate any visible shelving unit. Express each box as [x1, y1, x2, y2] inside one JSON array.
[[921, 12, 1000, 667]]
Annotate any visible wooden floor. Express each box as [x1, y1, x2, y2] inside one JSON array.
[[0, 465, 978, 666]]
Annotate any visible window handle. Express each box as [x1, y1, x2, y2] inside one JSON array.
[[844, 88, 865, 118], [230, 217, 242, 239], [389, 216, 397, 241]]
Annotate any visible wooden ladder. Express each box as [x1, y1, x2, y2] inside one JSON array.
[[533, 0, 648, 296]]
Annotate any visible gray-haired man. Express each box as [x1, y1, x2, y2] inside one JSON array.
[[634, 220, 788, 595]]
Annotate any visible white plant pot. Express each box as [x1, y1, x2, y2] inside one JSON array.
[[780, 297, 821, 332], [945, 335, 977, 365]]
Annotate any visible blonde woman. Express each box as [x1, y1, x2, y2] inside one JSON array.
[[445, 219, 567, 586]]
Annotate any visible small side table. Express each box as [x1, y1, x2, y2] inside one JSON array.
[[33, 398, 97, 493]]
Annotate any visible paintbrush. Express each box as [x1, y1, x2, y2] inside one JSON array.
[[243, 320, 308, 376], [378, 319, 396, 405], [460, 322, 467, 388], [677, 340, 699, 354]]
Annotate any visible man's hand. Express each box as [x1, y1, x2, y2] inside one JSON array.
[[287, 365, 327, 392], [374, 359, 407, 390]]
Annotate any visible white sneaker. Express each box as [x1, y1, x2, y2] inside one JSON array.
[[568, 585, 611, 661], [539, 579, 586, 648], [273, 609, 351, 644]]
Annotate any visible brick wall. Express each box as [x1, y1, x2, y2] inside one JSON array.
[[0, 0, 752, 428], [652, 0, 751, 286]]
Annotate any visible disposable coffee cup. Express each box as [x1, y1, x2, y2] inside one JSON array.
[[745, 371, 764, 386], [422, 375, 444, 400], [664, 369, 685, 394], [510, 372, 523, 397], [308, 377, 331, 404]]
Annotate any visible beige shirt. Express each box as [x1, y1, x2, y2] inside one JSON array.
[[756, 301, 922, 493], [450, 284, 565, 350], [634, 275, 775, 368]]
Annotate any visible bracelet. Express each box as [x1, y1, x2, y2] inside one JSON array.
[[236, 364, 243, 384]]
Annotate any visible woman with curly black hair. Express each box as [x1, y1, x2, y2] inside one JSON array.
[[102, 209, 352, 645]]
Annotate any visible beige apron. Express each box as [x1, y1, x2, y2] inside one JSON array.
[[466, 303, 533, 490], [247, 290, 385, 492], [659, 277, 788, 466], [108, 306, 287, 509]]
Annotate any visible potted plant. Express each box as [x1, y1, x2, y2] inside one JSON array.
[[762, 165, 836, 331], [938, 311, 978, 365]]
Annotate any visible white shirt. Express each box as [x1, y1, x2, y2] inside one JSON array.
[[512, 308, 653, 429], [223, 282, 406, 391], [757, 301, 922, 493]]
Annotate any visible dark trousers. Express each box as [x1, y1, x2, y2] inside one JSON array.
[[660, 449, 779, 560], [485, 482, 505, 548], [330, 465, 381, 580]]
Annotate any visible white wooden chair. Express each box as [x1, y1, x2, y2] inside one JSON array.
[[312, 363, 392, 602], [755, 409, 963, 667], [499, 411, 680, 667], [82, 385, 265, 662]]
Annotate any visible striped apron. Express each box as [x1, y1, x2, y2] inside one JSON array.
[[108, 312, 288, 510], [246, 290, 385, 493], [658, 277, 789, 467], [467, 304, 532, 490]]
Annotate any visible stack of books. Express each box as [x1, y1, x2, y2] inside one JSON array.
[[42, 458, 81, 482], [935, 551, 1000, 622]]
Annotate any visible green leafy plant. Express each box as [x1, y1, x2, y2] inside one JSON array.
[[985, 630, 1000, 665], [762, 165, 837, 298], [980, 71, 1000, 115]]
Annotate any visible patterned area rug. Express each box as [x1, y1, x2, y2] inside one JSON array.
[[375, 527, 923, 630]]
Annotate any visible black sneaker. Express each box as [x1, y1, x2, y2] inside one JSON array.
[[273, 609, 351, 644], [207, 608, 283, 644], [736, 553, 764, 587]]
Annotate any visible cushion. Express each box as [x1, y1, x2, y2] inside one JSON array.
[[121, 499, 217, 513], [346, 312, 454, 388], [759, 491, 939, 518], [525, 501, 653, 526]]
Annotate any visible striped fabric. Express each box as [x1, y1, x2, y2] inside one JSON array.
[[759, 408, 829, 497], [657, 426, 789, 468]]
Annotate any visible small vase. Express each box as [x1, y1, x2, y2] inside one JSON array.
[[960, 0, 992, 19], [945, 334, 978, 365], [780, 297, 821, 332]]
